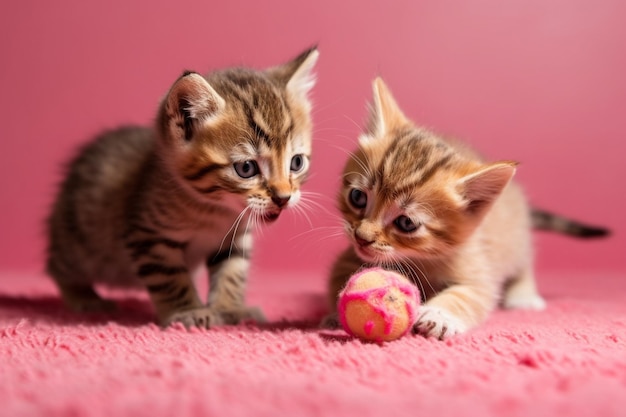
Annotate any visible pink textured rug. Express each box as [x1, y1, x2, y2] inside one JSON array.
[[2, 269, 626, 417]]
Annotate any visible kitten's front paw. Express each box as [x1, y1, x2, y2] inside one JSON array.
[[219, 306, 267, 325], [60, 288, 117, 313], [163, 308, 224, 329], [163, 306, 266, 329], [413, 306, 467, 340]]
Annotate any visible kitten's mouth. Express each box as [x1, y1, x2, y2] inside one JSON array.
[[353, 240, 392, 264], [355, 246, 395, 265], [354, 244, 376, 261], [262, 211, 281, 223]]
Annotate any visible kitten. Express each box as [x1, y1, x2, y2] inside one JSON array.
[[325, 77, 608, 340], [46, 47, 319, 328]]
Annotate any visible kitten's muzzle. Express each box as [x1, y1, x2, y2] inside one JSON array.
[[353, 231, 377, 259], [263, 211, 281, 222], [263, 193, 290, 223], [271, 194, 291, 209], [355, 233, 374, 248]]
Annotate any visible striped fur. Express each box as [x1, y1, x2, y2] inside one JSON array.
[[325, 78, 547, 339], [531, 208, 609, 238], [46, 47, 319, 327]]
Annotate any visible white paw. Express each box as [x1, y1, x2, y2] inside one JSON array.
[[503, 294, 546, 310], [413, 306, 468, 340]]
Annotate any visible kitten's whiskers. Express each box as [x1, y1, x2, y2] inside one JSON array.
[[216, 206, 250, 261], [397, 255, 438, 299]]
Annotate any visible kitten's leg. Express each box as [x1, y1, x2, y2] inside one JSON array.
[[502, 269, 546, 310], [47, 257, 116, 312], [140, 265, 207, 327], [413, 278, 499, 340], [57, 282, 117, 312], [165, 240, 265, 328], [320, 247, 364, 329], [205, 252, 265, 325], [126, 234, 206, 327]]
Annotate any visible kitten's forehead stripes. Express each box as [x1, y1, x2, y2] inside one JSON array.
[[251, 90, 295, 136], [416, 153, 454, 185], [370, 134, 455, 196], [369, 129, 423, 183], [245, 98, 294, 147], [246, 108, 272, 147], [380, 161, 453, 202], [215, 71, 295, 147]]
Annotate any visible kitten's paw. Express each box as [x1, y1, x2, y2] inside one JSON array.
[[319, 313, 341, 329], [163, 306, 266, 329], [503, 293, 546, 310], [219, 306, 267, 325], [163, 308, 224, 329], [413, 306, 467, 340], [503, 274, 546, 310], [59, 284, 117, 313], [65, 296, 117, 313]]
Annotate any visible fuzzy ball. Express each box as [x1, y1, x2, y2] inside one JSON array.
[[338, 268, 420, 343]]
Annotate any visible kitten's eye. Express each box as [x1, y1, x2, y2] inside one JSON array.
[[290, 154, 305, 172], [233, 160, 259, 178], [349, 188, 367, 209], [394, 215, 419, 233]]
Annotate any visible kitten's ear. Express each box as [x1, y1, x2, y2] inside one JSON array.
[[162, 71, 225, 142], [456, 162, 517, 215], [269, 46, 319, 102], [363, 77, 408, 144]]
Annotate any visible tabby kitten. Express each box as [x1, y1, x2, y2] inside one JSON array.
[[46, 47, 319, 328], [326, 77, 608, 340]]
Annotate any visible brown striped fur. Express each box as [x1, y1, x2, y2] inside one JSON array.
[[325, 78, 546, 339], [531, 208, 609, 238], [46, 47, 319, 328]]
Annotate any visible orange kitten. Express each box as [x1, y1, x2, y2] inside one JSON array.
[[325, 78, 606, 339]]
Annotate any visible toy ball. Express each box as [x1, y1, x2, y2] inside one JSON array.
[[338, 267, 420, 343]]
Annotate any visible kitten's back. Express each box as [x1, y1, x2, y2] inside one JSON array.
[[63, 126, 153, 192], [46, 126, 154, 285]]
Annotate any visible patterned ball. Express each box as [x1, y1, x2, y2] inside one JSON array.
[[338, 268, 420, 342]]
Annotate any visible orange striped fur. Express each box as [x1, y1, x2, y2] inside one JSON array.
[[325, 78, 545, 339]]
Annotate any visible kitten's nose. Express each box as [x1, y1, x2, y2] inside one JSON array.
[[355, 234, 374, 247], [271, 194, 291, 208]]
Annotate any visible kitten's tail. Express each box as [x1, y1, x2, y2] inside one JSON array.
[[531, 208, 610, 238]]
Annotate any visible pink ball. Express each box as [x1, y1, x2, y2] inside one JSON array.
[[338, 267, 421, 342]]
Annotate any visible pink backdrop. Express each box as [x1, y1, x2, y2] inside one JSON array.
[[1, 0, 624, 279]]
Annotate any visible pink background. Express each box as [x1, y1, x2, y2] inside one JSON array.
[[1, 0, 624, 280]]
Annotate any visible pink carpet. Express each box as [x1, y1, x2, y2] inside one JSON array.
[[2, 269, 626, 417]]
